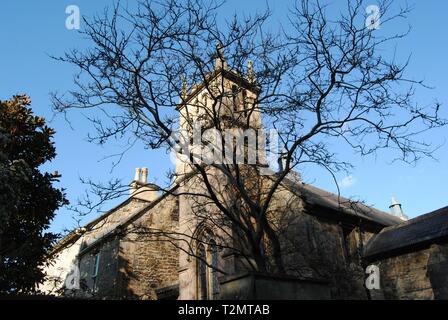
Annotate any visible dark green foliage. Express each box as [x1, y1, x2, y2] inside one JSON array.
[[0, 95, 68, 294]]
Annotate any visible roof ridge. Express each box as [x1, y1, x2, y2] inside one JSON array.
[[277, 174, 403, 226], [381, 205, 448, 233]]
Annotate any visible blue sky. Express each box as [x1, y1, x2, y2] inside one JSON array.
[[1, 1, 447, 234]]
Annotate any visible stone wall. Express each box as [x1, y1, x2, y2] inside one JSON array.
[[265, 185, 374, 299], [220, 272, 331, 299], [48, 194, 180, 300], [177, 172, 232, 300], [176, 174, 380, 300], [427, 243, 448, 299], [40, 198, 149, 296], [369, 243, 448, 300], [39, 238, 83, 295], [118, 194, 180, 299], [78, 237, 120, 298]]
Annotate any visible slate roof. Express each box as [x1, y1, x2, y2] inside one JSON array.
[[363, 206, 448, 260], [280, 173, 403, 227], [49, 197, 150, 256]]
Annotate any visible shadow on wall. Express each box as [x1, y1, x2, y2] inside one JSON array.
[[61, 243, 140, 299], [427, 244, 448, 299], [116, 245, 140, 299]]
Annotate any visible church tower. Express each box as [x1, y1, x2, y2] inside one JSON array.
[[174, 44, 262, 178], [176, 45, 263, 299]]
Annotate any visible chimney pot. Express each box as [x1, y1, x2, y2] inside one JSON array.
[[130, 167, 157, 201], [134, 167, 141, 182], [141, 167, 148, 184]]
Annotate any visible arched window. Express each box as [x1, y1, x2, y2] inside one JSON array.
[[197, 243, 208, 300], [196, 238, 220, 300], [242, 90, 247, 117], [232, 85, 239, 112], [209, 240, 220, 300]]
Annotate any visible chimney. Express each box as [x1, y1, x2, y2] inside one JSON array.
[[129, 167, 158, 202], [389, 196, 408, 221], [141, 167, 148, 183], [130, 167, 141, 195], [134, 167, 141, 182]]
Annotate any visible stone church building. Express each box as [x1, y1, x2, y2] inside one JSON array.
[[41, 52, 448, 300]]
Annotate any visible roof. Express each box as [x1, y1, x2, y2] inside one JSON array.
[[53, 168, 402, 255], [49, 197, 151, 256], [50, 169, 205, 255], [77, 185, 179, 255], [280, 173, 403, 227], [363, 205, 448, 260]]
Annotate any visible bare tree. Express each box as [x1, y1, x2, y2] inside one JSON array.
[[52, 0, 445, 275]]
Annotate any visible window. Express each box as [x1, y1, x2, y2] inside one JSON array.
[[202, 93, 208, 111], [242, 90, 247, 117], [209, 240, 220, 300], [232, 85, 239, 112], [195, 98, 199, 115], [196, 238, 220, 300], [197, 243, 208, 300], [92, 252, 100, 293]]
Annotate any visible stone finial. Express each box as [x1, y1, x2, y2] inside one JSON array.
[[216, 42, 224, 57], [278, 147, 288, 172], [134, 167, 141, 182], [181, 74, 187, 100], [141, 167, 148, 184], [215, 42, 228, 70], [247, 59, 255, 83]]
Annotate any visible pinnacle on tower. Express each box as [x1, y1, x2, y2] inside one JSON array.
[[181, 74, 188, 100], [247, 60, 256, 83], [215, 42, 228, 70]]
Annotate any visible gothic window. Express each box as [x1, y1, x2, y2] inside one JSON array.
[[209, 239, 220, 300], [242, 90, 247, 117], [92, 252, 100, 293], [197, 243, 208, 300], [196, 238, 221, 300], [202, 93, 208, 109], [194, 97, 199, 115], [232, 85, 239, 112]]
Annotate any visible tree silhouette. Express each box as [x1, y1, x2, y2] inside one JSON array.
[[52, 0, 445, 275]]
